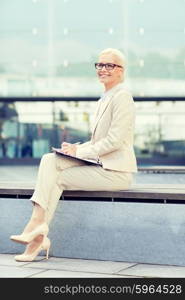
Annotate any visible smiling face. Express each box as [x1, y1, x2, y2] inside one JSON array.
[[96, 53, 124, 91]]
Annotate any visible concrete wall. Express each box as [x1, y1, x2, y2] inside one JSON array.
[[1, 197, 185, 266]]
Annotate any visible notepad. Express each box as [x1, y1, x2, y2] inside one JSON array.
[[52, 147, 102, 166]]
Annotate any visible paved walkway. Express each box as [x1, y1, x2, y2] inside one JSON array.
[[1, 254, 185, 278]]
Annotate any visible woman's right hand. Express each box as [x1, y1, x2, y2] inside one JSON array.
[[61, 142, 77, 156]]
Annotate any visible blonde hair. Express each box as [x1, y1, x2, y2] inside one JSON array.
[[99, 48, 126, 81]]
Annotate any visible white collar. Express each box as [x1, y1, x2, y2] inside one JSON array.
[[101, 83, 124, 101]]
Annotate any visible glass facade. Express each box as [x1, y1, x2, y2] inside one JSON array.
[[1, 100, 185, 165], [0, 0, 185, 164], [0, 100, 94, 158], [0, 0, 184, 97]]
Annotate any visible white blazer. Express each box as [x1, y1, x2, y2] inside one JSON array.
[[76, 85, 137, 173]]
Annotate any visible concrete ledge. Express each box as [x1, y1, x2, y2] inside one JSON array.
[[1, 182, 185, 203], [1, 182, 185, 265], [1, 196, 185, 266]]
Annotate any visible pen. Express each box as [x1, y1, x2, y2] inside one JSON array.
[[62, 142, 80, 145]]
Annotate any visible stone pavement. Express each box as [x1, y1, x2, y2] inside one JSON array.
[[1, 254, 185, 278]]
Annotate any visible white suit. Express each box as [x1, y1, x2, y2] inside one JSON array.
[[30, 84, 137, 223]]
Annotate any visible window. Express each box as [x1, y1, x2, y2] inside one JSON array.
[[0, 0, 184, 97]]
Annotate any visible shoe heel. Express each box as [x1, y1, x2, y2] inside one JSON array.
[[43, 237, 51, 260], [46, 247, 50, 259], [14, 237, 51, 262]]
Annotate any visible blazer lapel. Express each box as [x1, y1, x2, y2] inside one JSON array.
[[91, 84, 124, 137], [91, 96, 113, 136]]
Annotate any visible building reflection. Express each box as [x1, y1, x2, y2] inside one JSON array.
[[0, 100, 185, 166], [0, 102, 18, 157]]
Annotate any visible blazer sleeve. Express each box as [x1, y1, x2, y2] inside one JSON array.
[[76, 91, 135, 160], [76, 141, 91, 150]]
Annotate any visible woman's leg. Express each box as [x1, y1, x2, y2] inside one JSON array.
[[11, 153, 83, 247], [22, 153, 84, 232], [12, 155, 132, 259], [44, 165, 133, 222], [58, 165, 133, 192], [21, 203, 45, 234], [12, 153, 84, 258]]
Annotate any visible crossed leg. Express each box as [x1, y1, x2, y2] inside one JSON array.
[[12, 152, 132, 258]]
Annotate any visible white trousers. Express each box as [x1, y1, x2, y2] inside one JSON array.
[[30, 153, 133, 224]]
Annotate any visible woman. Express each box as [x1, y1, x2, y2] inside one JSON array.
[[10, 48, 137, 261]]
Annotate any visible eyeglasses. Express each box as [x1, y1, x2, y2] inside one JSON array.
[[95, 63, 123, 71]]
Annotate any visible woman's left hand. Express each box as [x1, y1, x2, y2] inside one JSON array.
[[61, 142, 77, 156]]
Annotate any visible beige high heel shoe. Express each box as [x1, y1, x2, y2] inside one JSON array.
[[10, 223, 49, 245], [14, 237, 51, 262]]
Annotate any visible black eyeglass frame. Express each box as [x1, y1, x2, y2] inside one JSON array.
[[94, 63, 123, 70]]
